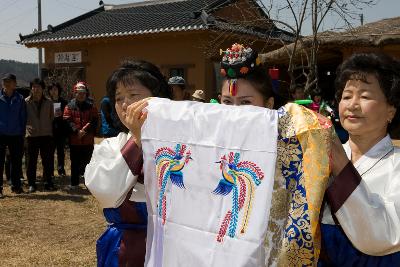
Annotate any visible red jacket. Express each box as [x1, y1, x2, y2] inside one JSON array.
[[63, 99, 98, 145]]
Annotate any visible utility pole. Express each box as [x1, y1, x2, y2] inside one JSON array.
[[360, 13, 364, 26], [38, 0, 42, 78]]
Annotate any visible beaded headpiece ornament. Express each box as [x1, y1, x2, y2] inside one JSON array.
[[220, 43, 261, 96]]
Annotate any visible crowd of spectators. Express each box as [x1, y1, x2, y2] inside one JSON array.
[[0, 74, 99, 197]]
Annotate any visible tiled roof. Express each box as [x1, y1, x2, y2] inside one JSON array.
[[19, 0, 292, 44], [214, 21, 294, 42]]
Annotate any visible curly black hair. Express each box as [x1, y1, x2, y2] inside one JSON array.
[[335, 53, 400, 133], [106, 59, 172, 132]]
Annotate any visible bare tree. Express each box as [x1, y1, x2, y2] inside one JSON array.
[[191, 0, 377, 96], [43, 66, 86, 100], [264, 0, 377, 94]]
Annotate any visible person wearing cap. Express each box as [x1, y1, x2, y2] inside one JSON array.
[[191, 89, 206, 102], [0, 73, 26, 197], [25, 78, 55, 193], [168, 76, 187, 101], [63, 81, 98, 190]]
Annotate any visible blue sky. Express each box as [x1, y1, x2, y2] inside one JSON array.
[[0, 0, 398, 63]]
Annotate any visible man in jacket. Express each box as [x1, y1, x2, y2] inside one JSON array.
[[0, 73, 26, 197], [25, 78, 55, 192]]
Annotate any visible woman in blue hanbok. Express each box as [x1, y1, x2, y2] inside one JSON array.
[[85, 60, 171, 267], [320, 53, 400, 266]]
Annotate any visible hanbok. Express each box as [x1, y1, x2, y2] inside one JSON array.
[[85, 133, 148, 267], [320, 135, 400, 266]]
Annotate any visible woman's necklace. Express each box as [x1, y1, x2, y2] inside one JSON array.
[[358, 147, 394, 177]]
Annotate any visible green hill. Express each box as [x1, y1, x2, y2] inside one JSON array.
[[0, 60, 37, 87]]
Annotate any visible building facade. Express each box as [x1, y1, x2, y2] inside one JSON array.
[[20, 0, 293, 105]]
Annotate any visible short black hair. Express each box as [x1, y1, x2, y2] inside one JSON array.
[[290, 84, 304, 94], [106, 59, 172, 132], [310, 88, 322, 100], [48, 82, 63, 95], [335, 52, 400, 132], [30, 78, 45, 89], [107, 59, 171, 104], [172, 84, 185, 91]]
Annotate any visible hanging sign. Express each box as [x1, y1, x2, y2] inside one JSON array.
[[55, 51, 82, 64]]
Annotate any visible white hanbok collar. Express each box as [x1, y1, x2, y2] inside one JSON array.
[[343, 134, 393, 177]]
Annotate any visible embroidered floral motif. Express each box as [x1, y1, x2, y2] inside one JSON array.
[[267, 104, 332, 266], [155, 144, 192, 224], [265, 105, 319, 266], [280, 134, 315, 266], [213, 152, 265, 242], [277, 106, 296, 139]]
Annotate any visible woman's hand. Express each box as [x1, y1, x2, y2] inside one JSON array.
[[330, 134, 350, 176], [123, 98, 150, 148], [77, 129, 86, 139]]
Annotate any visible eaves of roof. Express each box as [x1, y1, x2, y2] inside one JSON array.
[[19, 24, 208, 45], [18, 0, 293, 45], [212, 21, 294, 42], [18, 0, 226, 45], [19, 6, 105, 44]]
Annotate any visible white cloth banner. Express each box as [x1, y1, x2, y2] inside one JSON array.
[[142, 98, 278, 267]]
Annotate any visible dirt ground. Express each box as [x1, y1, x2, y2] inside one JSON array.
[[0, 151, 105, 266]]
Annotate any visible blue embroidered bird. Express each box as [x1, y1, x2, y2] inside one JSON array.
[[155, 144, 192, 224], [213, 152, 264, 242]]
